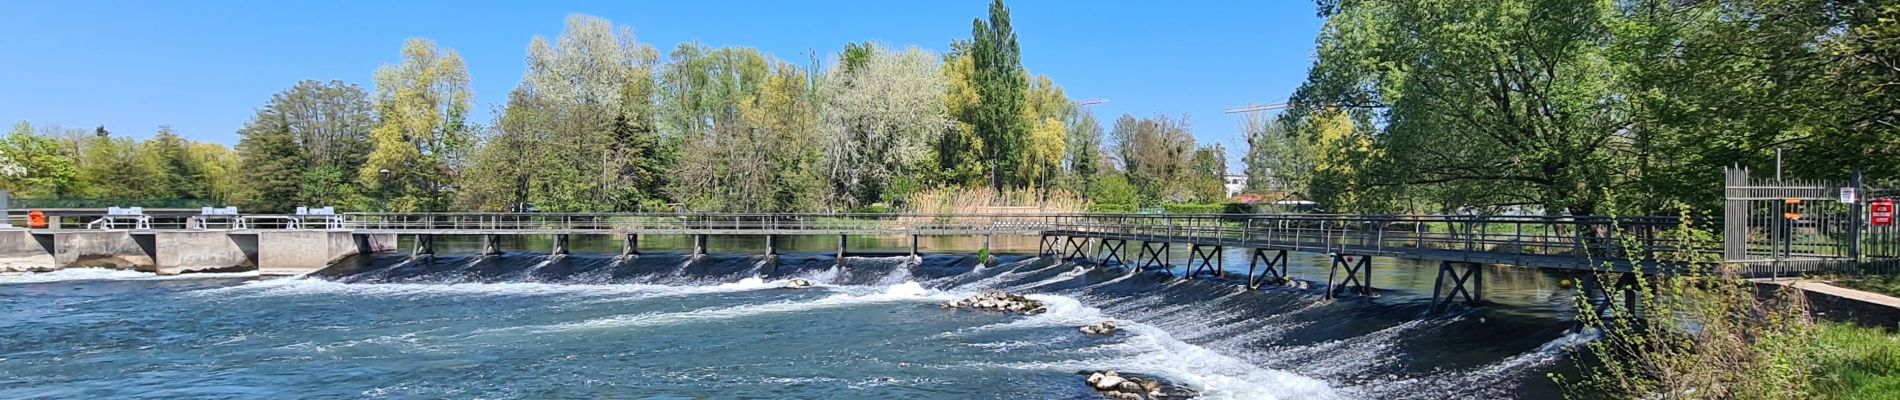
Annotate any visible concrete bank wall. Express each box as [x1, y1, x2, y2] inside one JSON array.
[[0, 230, 55, 272], [51, 231, 156, 271], [256, 231, 362, 276], [155, 231, 255, 275]]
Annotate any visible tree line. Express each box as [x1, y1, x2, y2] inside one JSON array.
[[0, 0, 1237, 213], [1253, 0, 1900, 216]]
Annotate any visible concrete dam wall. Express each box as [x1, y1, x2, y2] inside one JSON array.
[[0, 229, 395, 275]]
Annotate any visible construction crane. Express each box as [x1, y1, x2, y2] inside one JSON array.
[[1223, 102, 1289, 114]]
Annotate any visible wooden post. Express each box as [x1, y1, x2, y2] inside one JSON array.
[[622, 234, 639, 256], [909, 234, 919, 257], [693, 234, 707, 256], [552, 234, 569, 255], [766, 235, 778, 257]]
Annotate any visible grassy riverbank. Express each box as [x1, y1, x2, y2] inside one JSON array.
[[1812, 323, 1900, 399]]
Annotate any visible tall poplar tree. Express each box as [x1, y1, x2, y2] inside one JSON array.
[[970, 0, 1028, 192]]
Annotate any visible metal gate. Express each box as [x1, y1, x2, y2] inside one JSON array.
[[1724, 166, 1900, 275]]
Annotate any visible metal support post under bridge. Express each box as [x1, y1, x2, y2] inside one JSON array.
[[1325, 253, 1374, 299], [1428, 261, 1484, 314], [1136, 241, 1171, 273], [1096, 239, 1127, 266], [1246, 248, 1289, 289], [1063, 236, 1091, 261], [1186, 244, 1224, 278], [411, 234, 435, 259]]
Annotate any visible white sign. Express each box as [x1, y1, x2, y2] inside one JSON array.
[[1841, 187, 1858, 204]]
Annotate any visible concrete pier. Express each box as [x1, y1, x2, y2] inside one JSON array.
[[155, 231, 253, 275], [53, 231, 156, 271], [0, 230, 55, 272], [254, 231, 361, 276]]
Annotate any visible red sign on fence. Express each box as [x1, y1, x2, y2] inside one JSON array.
[[1873, 199, 1895, 227]]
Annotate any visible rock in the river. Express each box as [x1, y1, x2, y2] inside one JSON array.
[[1079, 320, 1119, 336], [942, 290, 1045, 315], [1090, 372, 1125, 390], [1082, 370, 1174, 399], [784, 278, 814, 289]]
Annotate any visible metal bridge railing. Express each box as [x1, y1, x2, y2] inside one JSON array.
[[333, 212, 1692, 264]]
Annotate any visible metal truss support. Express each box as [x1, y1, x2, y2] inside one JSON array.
[[1136, 241, 1171, 273], [1097, 239, 1127, 266], [1325, 253, 1374, 299], [1245, 248, 1289, 289], [1187, 244, 1224, 278], [1429, 261, 1484, 314]]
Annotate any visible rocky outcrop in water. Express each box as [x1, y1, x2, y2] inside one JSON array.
[[784, 278, 814, 289], [1079, 320, 1118, 336], [1085, 370, 1167, 399], [943, 290, 1046, 314]]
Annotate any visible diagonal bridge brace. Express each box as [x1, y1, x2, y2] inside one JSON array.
[[1186, 244, 1225, 279], [1096, 239, 1127, 266], [1135, 241, 1171, 273], [1038, 235, 1062, 257], [1064, 236, 1092, 261], [1428, 261, 1484, 314], [1246, 248, 1289, 289], [1325, 253, 1374, 299]]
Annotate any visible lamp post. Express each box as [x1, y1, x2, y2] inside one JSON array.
[[378, 169, 391, 212]]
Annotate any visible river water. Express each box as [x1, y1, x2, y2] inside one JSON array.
[[0, 235, 1592, 399]]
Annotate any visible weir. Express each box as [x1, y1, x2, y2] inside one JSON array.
[[0, 211, 1781, 314]]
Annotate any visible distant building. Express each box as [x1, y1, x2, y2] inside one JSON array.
[[1223, 174, 1248, 199]]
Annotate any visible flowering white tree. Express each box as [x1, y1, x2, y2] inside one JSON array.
[[819, 44, 949, 208]]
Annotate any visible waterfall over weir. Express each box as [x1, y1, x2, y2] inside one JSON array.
[[1, 246, 1591, 399]]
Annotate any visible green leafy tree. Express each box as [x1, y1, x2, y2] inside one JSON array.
[[0, 122, 81, 198], [660, 44, 821, 212], [463, 15, 662, 211], [1062, 110, 1105, 193], [361, 38, 473, 212], [1110, 114, 1195, 204], [1189, 143, 1228, 202]]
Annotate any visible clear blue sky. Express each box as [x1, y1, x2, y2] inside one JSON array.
[[0, 0, 1322, 168]]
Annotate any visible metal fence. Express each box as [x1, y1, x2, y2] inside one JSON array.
[[1724, 166, 1900, 275]]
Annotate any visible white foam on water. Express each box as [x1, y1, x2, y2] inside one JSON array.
[[958, 258, 1062, 290], [0, 268, 258, 285], [958, 293, 1341, 400], [1005, 265, 1093, 291], [525, 281, 954, 333]]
